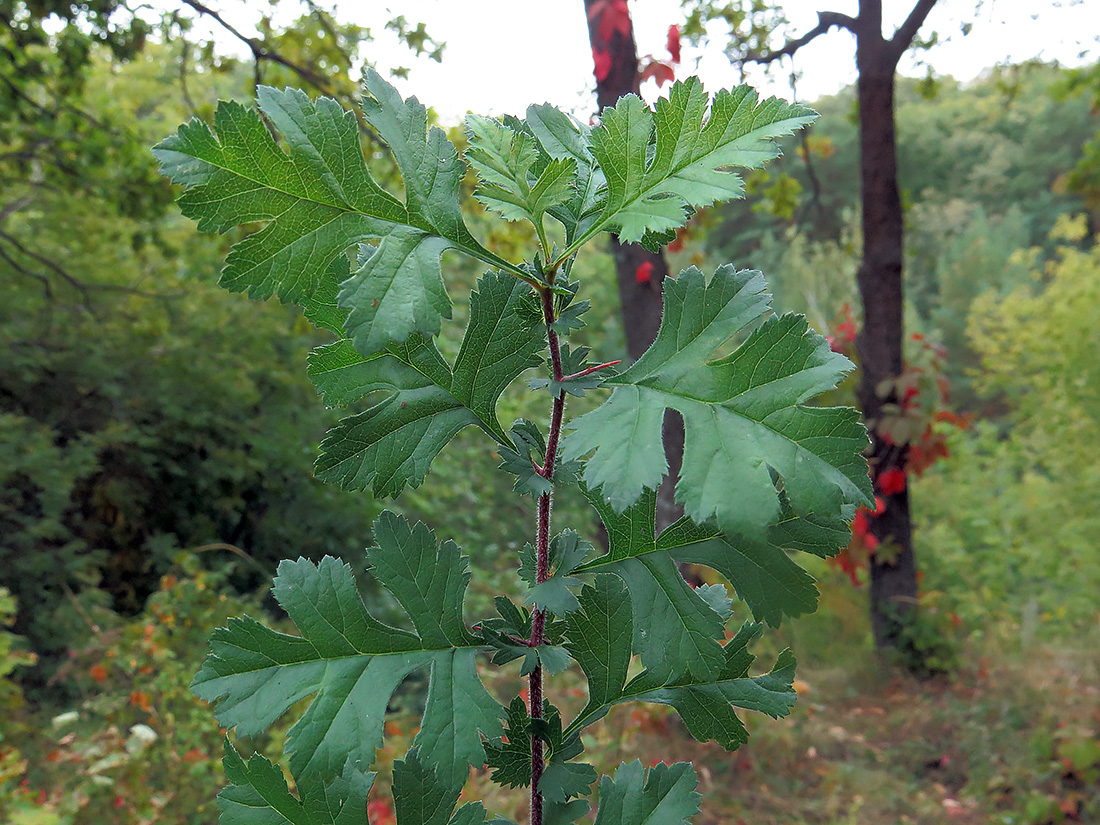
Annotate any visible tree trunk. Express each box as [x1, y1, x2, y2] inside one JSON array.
[[584, 0, 684, 531], [853, 14, 918, 650]]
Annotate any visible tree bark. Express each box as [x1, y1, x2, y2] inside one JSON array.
[[853, 5, 919, 649], [584, 0, 684, 531], [691, 0, 936, 655]]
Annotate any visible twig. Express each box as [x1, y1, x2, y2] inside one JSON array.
[[179, 0, 336, 95], [561, 359, 621, 383], [746, 11, 858, 65], [891, 0, 938, 57]]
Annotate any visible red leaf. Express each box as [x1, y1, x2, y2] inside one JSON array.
[[595, 0, 633, 42], [640, 60, 675, 87], [592, 47, 612, 83], [831, 550, 863, 587], [666, 24, 682, 63], [635, 260, 654, 283], [901, 385, 920, 409], [878, 467, 907, 496], [183, 747, 206, 764], [368, 799, 396, 825], [114, 796, 125, 809], [667, 225, 689, 252], [852, 509, 869, 537]]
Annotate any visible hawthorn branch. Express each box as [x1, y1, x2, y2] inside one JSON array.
[[177, 38, 201, 117], [746, 11, 858, 65], [795, 128, 825, 225], [528, 286, 567, 825]]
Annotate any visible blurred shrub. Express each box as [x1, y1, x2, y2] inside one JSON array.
[[914, 218, 1100, 638], [0, 560, 270, 824]]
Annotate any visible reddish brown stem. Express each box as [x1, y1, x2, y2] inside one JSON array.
[[529, 286, 566, 825], [561, 359, 621, 383]]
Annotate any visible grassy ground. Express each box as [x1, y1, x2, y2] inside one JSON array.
[[451, 576, 1100, 825], [604, 605, 1100, 824], [5, 569, 1099, 825]]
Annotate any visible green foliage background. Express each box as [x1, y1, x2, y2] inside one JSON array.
[[1, 8, 1099, 825]]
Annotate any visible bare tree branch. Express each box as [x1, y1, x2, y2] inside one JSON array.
[[176, 29, 201, 117], [175, 0, 388, 147], [0, 229, 90, 298], [0, 229, 168, 303], [178, 0, 336, 95], [0, 244, 56, 302], [747, 11, 858, 65], [891, 0, 938, 56], [795, 129, 825, 225], [0, 194, 35, 224], [303, 0, 354, 71]]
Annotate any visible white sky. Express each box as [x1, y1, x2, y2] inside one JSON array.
[[193, 0, 1097, 122]]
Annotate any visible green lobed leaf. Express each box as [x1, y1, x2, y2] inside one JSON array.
[[579, 483, 835, 651], [484, 697, 532, 789], [338, 229, 454, 357], [540, 760, 599, 804], [519, 531, 593, 616], [152, 86, 399, 307], [587, 78, 816, 244], [392, 751, 495, 825], [524, 104, 606, 244], [450, 271, 546, 430], [340, 72, 528, 357], [311, 337, 477, 497], [465, 114, 576, 226], [484, 698, 595, 802], [154, 75, 526, 358], [497, 419, 553, 498], [218, 739, 373, 825], [309, 269, 544, 495], [565, 265, 872, 543], [565, 607, 795, 753], [545, 800, 591, 825], [550, 299, 590, 335], [574, 489, 726, 682], [301, 255, 352, 334], [564, 576, 633, 710], [592, 762, 700, 825], [620, 631, 796, 751], [478, 597, 569, 674], [653, 504, 832, 628], [191, 512, 502, 791]]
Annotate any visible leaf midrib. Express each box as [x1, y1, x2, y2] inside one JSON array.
[[204, 641, 489, 679], [176, 138, 528, 280], [564, 666, 771, 738], [335, 345, 507, 446], [560, 108, 809, 260], [603, 379, 854, 483]]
